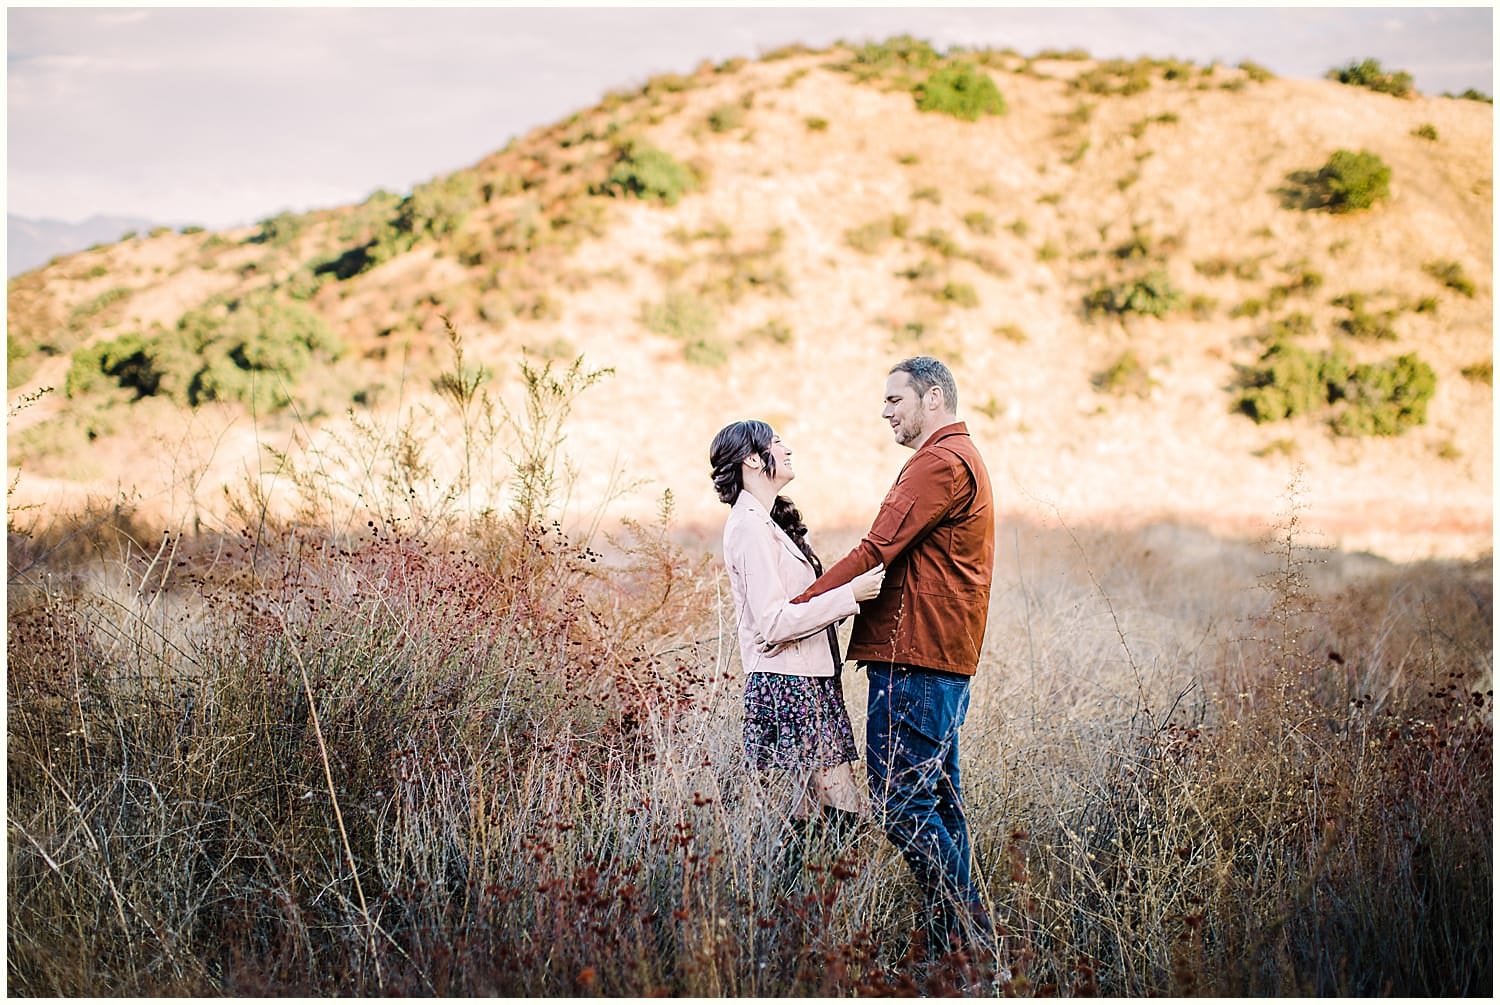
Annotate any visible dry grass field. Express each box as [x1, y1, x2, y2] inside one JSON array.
[[6, 39, 1492, 996], [7, 346, 1491, 995]]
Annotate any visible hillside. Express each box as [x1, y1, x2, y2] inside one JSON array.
[[6, 41, 1493, 560]]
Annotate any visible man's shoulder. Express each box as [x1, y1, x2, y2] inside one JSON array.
[[929, 424, 989, 470]]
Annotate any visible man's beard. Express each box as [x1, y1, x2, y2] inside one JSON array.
[[896, 413, 923, 446]]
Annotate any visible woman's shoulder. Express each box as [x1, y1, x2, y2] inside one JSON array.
[[723, 499, 771, 547]]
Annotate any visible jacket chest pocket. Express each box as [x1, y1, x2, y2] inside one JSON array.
[[870, 490, 917, 545]]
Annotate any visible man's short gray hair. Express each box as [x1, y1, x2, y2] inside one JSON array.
[[890, 356, 958, 413]]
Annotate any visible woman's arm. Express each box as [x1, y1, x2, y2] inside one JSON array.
[[725, 518, 858, 646]]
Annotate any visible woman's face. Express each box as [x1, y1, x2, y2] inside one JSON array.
[[767, 433, 793, 487], [747, 431, 794, 488]]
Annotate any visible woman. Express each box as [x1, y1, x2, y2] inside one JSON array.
[[709, 419, 884, 849]]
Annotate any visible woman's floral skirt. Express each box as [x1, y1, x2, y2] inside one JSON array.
[[743, 671, 859, 770]]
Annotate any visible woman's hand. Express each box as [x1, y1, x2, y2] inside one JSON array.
[[752, 630, 787, 657], [851, 562, 886, 602]]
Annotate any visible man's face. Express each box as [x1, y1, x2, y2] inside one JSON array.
[[882, 371, 927, 448]]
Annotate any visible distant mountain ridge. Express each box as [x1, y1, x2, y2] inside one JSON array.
[[4, 41, 1492, 560], [7, 213, 167, 277]]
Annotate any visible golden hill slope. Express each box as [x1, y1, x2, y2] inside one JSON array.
[[6, 45, 1493, 559]]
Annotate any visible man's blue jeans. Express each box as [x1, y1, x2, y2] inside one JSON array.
[[865, 662, 989, 955]]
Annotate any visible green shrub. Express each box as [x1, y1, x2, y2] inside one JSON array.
[[641, 72, 696, 98], [281, 268, 326, 302], [64, 332, 160, 399], [916, 229, 963, 259], [251, 210, 311, 247], [1337, 307, 1398, 341], [935, 282, 980, 308], [681, 336, 730, 368], [1037, 240, 1060, 262], [397, 173, 481, 240], [1412, 123, 1439, 141], [836, 34, 941, 83], [598, 141, 698, 206], [1036, 47, 1091, 61], [1460, 360, 1492, 384], [1308, 149, 1392, 213], [1331, 292, 1397, 341], [1276, 266, 1324, 298], [1423, 260, 1476, 297], [1239, 60, 1275, 82], [804, 116, 829, 131], [1253, 437, 1298, 458], [1092, 349, 1155, 397], [1113, 231, 1155, 261], [1443, 88, 1493, 103], [1238, 340, 1436, 435], [182, 295, 344, 411], [915, 62, 1006, 120], [1328, 58, 1414, 97], [962, 211, 996, 236], [64, 294, 341, 413], [765, 42, 814, 61], [706, 103, 744, 133], [642, 290, 716, 344], [1264, 313, 1315, 340], [845, 215, 908, 254], [912, 186, 943, 204], [994, 323, 1028, 344], [1085, 270, 1184, 319], [1237, 340, 1351, 423], [67, 287, 130, 330], [1330, 354, 1437, 436], [741, 318, 793, 347]]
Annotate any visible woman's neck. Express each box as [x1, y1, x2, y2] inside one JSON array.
[[743, 475, 779, 513]]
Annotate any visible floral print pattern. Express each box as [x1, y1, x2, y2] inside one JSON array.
[[743, 671, 859, 770]]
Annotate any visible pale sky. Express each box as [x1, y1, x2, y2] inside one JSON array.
[[7, 4, 1494, 229]]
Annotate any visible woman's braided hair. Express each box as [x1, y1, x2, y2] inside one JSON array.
[[709, 419, 823, 574]]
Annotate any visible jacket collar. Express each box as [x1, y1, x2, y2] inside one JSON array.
[[732, 491, 812, 567], [922, 420, 969, 448]]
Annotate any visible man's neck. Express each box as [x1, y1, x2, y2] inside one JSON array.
[[909, 414, 959, 451]]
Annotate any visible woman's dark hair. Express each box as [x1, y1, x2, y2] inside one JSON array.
[[709, 419, 822, 573]]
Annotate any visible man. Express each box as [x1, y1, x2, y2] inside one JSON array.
[[789, 355, 997, 961]]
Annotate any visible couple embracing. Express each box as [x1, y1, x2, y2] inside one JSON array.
[[710, 355, 997, 965]]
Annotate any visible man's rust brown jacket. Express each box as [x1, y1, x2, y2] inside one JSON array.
[[794, 421, 995, 675]]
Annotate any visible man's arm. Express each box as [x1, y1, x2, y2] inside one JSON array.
[[726, 518, 860, 646], [792, 449, 961, 602]]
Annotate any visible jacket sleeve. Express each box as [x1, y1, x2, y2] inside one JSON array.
[[725, 518, 860, 646], [792, 449, 962, 602]]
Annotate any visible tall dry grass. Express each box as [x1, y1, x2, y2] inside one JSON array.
[[7, 344, 1491, 996]]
